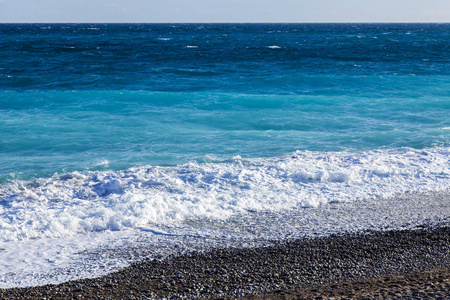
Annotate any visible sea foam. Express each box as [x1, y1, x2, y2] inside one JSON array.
[[1, 147, 449, 243]]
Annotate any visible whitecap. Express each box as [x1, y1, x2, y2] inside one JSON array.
[[1, 147, 450, 288], [1, 147, 449, 243]]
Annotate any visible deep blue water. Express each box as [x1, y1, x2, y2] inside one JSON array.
[[0, 23, 449, 180], [1, 25, 450, 287]]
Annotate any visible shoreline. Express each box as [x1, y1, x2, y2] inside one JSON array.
[[1, 225, 449, 299]]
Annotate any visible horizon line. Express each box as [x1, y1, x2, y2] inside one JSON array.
[[1, 21, 449, 24]]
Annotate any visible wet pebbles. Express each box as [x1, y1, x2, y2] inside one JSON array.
[[1, 225, 449, 299]]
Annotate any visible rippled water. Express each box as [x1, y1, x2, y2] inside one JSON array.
[[0, 23, 449, 287]]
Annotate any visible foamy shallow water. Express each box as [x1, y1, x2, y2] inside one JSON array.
[[1, 23, 449, 289], [1, 147, 449, 288]]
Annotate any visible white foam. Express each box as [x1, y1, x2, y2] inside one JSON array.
[[1, 147, 450, 287], [1, 147, 449, 243], [0, 231, 130, 288], [267, 45, 281, 49]]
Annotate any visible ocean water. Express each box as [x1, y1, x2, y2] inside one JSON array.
[[1, 23, 449, 287]]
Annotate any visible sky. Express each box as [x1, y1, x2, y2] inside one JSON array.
[[1, 0, 450, 23]]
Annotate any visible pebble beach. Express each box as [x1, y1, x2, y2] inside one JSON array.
[[1, 23, 450, 299], [1, 225, 449, 299]]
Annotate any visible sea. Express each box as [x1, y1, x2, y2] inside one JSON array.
[[0, 23, 449, 287]]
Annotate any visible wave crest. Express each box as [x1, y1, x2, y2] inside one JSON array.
[[1, 147, 449, 242]]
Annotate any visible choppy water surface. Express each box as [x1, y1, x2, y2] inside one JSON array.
[[0, 23, 449, 287]]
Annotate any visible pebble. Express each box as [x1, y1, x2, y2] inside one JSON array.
[[0, 225, 449, 299]]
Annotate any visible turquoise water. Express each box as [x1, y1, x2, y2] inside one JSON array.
[[1, 23, 449, 181], [1, 81, 449, 181], [0, 24, 450, 287]]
